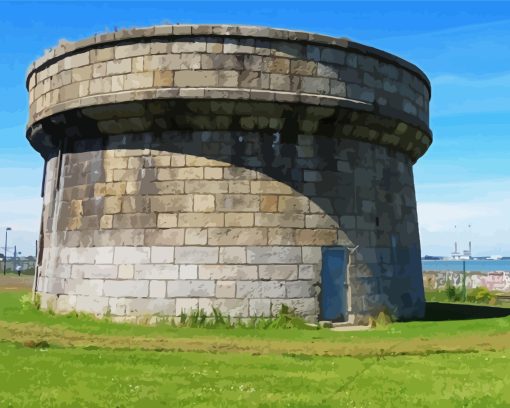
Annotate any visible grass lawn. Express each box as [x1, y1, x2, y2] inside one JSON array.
[[0, 281, 509, 407]]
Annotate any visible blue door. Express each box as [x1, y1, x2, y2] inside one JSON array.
[[320, 247, 347, 321]]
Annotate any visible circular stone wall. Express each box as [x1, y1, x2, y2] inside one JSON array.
[[27, 24, 432, 323]]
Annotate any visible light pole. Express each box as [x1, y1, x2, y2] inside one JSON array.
[[3, 227, 11, 275]]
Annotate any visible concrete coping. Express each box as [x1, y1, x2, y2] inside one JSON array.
[[26, 24, 431, 94]]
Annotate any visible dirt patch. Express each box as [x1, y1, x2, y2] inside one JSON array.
[[0, 320, 508, 357], [0, 275, 33, 291]]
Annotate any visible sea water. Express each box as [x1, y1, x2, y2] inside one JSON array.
[[422, 260, 510, 273]]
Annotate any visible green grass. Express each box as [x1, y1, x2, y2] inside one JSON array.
[[1, 290, 509, 344], [1, 342, 509, 407], [1, 290, 509, 407]]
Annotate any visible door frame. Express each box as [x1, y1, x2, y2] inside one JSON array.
[[319, 246, 349, 322]]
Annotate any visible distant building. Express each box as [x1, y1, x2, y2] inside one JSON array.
[[1, 256, 35, 272]]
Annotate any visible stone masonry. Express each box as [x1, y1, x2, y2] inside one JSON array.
[[26, 24, 432, 323]]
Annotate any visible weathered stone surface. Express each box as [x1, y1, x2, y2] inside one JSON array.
[[174, 246, 219, 264], [32, 25, 429, 324], [198, 265, 257, 280], [167, 280, 215, 297], [247, 246, 301, 264], [103, 279, 149, 297]]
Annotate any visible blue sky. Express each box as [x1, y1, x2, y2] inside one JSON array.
[[1, 1, 509, 256]]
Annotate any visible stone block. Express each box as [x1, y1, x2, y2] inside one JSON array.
[[75, 295, 109, 315], [106, 58, 132, 75], [223, 38, 255, 54], [305, 214, 339, 229], [262, 57, 289, 74], [299, 264, 317, 280], [208, 227, 267, 245], [90, 47, 114, 63], [135, 264, 178, 279], [228, 181, 250, 194], [167, 280, 215, 297], [174, 246, 219, 264], [251, 180, 293, 194], [150, 195, 193, 212], [278, 196, 309, 213], [115, 43, 151, 59], [243, 55, 263, 71], [223, 167, 257, 180], [295, 229, 337, 245], [71, 65, 93, 81], [67, 279, 104, 296], [157, 213, 178, 228], [271, 298, 316, 317], [290, 60, 316, 75], [100, 215, 113, 229], [67, 247, 115, 264], [150, 181, 185, 194], [247, 246, 301, 264], [259, 265, 298, 280], [260, 195, 278, 212], [237, 281, 285, 298], [249, 299, 271, 317], [225, 213, 254, 227], [321, 48, 346, 64], [171, 39, 207, 53], [93, 229, 145, 247], [185, 180, 229, 194], [71, 264, 117, 279], [174, 70, 218, 87], [151, 246, 175, 263], [286, 281, 314, 298], [216, 281, 236, 298], [267, 228, 296, 245], [255, 213, 304, 228], [113, 246, 150, 264], [149, 281, 167, 298], [300, 77, 330, 94], [211, 298, 248, 317], [204, 167, 223, 180], [198, 265, 257, 280], [56, 295, 77, 314], [63, 51, 90, 70], [185, 155, 229, 167], [216, 194, 260, 212], [219, 70, 239, 87], [206, 40, 223, 53], [59, 82, 81, 101], [219, 247, 246, 264], [118, 264, 134, 279], [175, 298, 199, 314], [103, 279, 149, 297], [144, 229, 185, 246], [185, 228, 208, 245], [154, 70, 174, 87], [113, 213, 156, 229], [178, 213, 224, 227], [179, 265, 198, 279], [123, 72, 154, 90], [158, 167, 203, 180], [125, 298, 176, 316]]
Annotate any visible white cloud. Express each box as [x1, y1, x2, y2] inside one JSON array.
[[417, 179, 510, 256]]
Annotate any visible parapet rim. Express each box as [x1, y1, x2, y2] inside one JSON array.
[[26, 24, 431, 95]]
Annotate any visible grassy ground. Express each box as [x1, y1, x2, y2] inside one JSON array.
[[0, 276, 509, 407]]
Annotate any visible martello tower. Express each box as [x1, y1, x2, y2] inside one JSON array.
[[27, 25, 431, 323]]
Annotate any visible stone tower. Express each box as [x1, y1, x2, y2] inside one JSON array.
[[27, 25, 432, 323]]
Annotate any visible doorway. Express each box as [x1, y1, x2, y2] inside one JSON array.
[[320, 246, 348, 321]]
